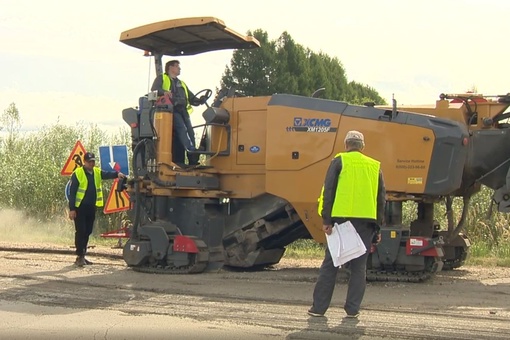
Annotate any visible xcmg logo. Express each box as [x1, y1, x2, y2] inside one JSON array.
[[293, 118, 331, 127], [286, 117, 337, 133]]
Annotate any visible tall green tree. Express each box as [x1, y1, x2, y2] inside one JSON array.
[[221, 30, 277, 96], [347, 81, 385, 105], [273, 32, 309, 95], [221, 30, 386, 105]]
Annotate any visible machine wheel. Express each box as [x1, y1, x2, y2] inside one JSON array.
[[442, 246, 468, 270]]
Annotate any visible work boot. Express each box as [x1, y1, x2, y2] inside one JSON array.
[[187, 152, 200, 165], [307, 308, 325, 317], [74, 256, 86, 267], [84, 258, 93, 265]]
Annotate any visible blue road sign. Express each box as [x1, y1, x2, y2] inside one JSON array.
[[99, 145, 129, 175], [65, 180, 71, 202]]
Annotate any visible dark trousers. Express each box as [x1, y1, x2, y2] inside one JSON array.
[[172, 137, 185, 164], [173, 109, 195, 151], [74, 204, 96, 256], [311, 220, 375, 315]]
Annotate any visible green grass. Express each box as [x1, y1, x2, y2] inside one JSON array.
[[284, 239, 325, 259], [466, 240, 510, 267], [496, 257, 510, 267], [284, 237, 510, 268], [467, 256, 510, 267]]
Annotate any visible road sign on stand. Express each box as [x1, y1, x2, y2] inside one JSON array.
[[99, 145, 129, 175], [61, 141, 87, 176], [65, 180, 71, 202], [103, 178, 131, 214]]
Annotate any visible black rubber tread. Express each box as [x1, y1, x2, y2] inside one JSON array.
[[366, 270, 432, 283], [442, 247, 468, 271], [366, 256, 442, 282]]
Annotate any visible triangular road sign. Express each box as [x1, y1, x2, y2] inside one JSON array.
[[61, 141, 87, 176], [104, 178, 131, 214]]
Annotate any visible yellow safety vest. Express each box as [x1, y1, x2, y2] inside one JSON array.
[[74, 167, 104, 208], [162, 74, 193, 114], [318, 152, 380, 219]]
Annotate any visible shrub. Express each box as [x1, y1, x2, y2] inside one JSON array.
[[0, 121, 131, 233]]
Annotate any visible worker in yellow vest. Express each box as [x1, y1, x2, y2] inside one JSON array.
[[308, 130, 386, 319], [151, 60, 208, 165], [68, 152, 126, 266]]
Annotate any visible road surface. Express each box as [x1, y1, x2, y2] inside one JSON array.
[[0, 243, 508, 339]]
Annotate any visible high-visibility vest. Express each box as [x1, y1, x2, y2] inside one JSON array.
[[74, 167, 103, 208], [162, 74, 193, 114], [318, 151, 380, 219]]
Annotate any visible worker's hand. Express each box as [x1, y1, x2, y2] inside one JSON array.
[[164, 91, 172, 98], [117, 172, 126, 179], [69, 210, 76, 220], [322, 224, 333, 235]]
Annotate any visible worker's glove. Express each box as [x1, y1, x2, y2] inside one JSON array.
[[117, 177, 128, 192], [198, 95, 208, 104]]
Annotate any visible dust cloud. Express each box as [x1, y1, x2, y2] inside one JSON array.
[[0, 209, 74, 244]]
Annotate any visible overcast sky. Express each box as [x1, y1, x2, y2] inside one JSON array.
[[1, 0, 509, 133]]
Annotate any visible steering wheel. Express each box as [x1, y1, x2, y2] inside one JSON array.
[[194, 89, 213, 105]]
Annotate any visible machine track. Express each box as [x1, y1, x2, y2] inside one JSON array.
[[366, 255, 443, 282], [131, 246, 210, 274], [366, 270, 432, 283], [442, 247, 469, 270]]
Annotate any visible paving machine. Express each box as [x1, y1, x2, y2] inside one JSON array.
[[375, 93, 510, 280], [119, 17, 510, 281]]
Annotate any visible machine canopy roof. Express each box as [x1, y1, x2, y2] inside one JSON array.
[[120, 17, 260, 56]]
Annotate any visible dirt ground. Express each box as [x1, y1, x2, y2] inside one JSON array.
[[0, 242, 509, 339]]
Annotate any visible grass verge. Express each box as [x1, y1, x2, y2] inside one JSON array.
[[284, 238, 510, 268], [283, 239, 325, 259], [465, 241, 510, 267]]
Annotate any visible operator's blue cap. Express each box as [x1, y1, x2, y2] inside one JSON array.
[[84, 152, 96, 161]]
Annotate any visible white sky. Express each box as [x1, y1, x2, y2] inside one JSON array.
[[1, 0, 509, 133]]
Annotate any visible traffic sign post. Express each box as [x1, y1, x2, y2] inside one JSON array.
[[99, 145, 129, 175], [103, 178, 131, 214], [61, 141, 87, 176], [65, 180, 71, 202]]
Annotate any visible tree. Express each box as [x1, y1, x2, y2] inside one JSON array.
[[221, 29, 278, 96], [1, 103, 21, 152], [221, 30, 386, 105], [272, 32, 309, 95], [347, 81, 386, 105]]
